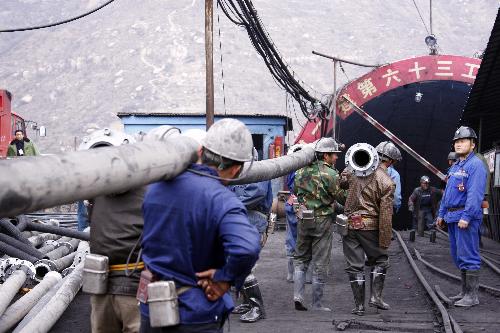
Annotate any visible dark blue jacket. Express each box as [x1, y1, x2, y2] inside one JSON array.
[[141, 163, 260, 324], [230, 181, 273, 213], [438, 152, 487, 223]]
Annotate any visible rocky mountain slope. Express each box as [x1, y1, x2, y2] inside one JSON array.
[[0, 0, 497, 152]]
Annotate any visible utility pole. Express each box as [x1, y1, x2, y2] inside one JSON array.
[[205, 0, 215, 130]]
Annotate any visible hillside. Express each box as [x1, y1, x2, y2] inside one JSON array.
[[0, 0, 497, 153]]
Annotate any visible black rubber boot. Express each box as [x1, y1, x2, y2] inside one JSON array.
[[293, 268, 308, 311], [239, 275, 266, 322], [369, 266, 390, 310], [348, 273, 365, 316], [454, 270, 480, 307], [232, 285, 251, 315], [286, 257, 294, 283], [449, 270, 466, 301]]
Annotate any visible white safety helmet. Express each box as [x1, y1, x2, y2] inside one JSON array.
[[79, 128, 135, 150], [203, 118, 253, 162]]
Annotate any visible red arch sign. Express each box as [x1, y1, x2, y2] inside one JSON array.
[[296, 54, 481, 143]]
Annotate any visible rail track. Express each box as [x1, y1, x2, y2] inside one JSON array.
[[394, 229, 500, 333]]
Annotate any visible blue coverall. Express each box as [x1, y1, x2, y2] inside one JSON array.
[[141, 163, 260, 326], [285, 172, 298, 256], [230, 180, 273, 234], [438, 152, 487, 271], [387, 166, 402, 212]]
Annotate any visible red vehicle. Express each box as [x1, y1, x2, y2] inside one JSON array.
[[0, 90, 27, 158]]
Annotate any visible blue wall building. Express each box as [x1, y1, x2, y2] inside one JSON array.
[[118, 113, 293, 195]]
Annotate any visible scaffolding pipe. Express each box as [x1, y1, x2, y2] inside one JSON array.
[[0, 136, 316, 217], [16, 263, 84, 333], [0, 271, 62, 333], [25, 222, 90, 241], [0, 234, 44, 260], [0, 270, 28, 317]]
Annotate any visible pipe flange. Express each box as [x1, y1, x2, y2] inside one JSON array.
[[0, 259, 7, 282], [33, 259, 56, 282], [344, 143, 379, 177], [42, 239, 59, 248], [61, 266, 74, 277], [58, 241, 74, 251], [3, 259, 36, 280]]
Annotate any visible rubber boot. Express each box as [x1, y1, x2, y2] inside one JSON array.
[[311, 282, 331, 311], [293, 268, 308, 311], [286, 257, 294, 283], [369, 266, 390, 310], [348, 273, 365, 316], [305, 265, 312, 284], [449, 270, 466, 301], [454, 270, 480, 307], [240, 275, 266, 322], [232, 284, 251, 315]]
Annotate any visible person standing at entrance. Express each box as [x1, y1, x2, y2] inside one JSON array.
[[436, 126, 487, 307], [408, 176, 442, 231]]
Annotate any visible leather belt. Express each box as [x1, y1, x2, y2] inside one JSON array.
[[447, 206, 465, 212]]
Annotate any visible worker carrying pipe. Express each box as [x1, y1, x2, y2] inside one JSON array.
[[81, 127, 179, 333]]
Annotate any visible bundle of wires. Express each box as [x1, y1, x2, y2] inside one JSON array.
[[217, 0, 330, 128]]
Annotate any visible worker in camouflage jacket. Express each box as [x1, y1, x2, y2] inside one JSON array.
[[293, 137, 345, 312], [340, 142, 397, 316]]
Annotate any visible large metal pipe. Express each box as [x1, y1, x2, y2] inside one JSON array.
[[0, 241, 38, 263], [28, 233, 60, 248], [0, 234, 44, 260], [0, 136, 199, 218], [232, 145, 315, 184], [38, 236, 70, 255], [0, 137, 315, 217], [0, 271, 62, 333], [13, 276, 65, 333], [16, 263, 84, 333], [0, 270, 28, 316], [0, 219, 31, 245], [25, 222, 90, 241]]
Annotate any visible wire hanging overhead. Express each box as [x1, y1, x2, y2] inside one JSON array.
[[217, 0, 330, 125]]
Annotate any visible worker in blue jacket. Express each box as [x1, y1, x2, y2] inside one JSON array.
[[437, 126, 487, 308], [230, 155, 272, 323], [140, 119, 260, 333], [376, 141, 402, 213]]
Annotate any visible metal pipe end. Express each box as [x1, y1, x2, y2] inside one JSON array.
[[34, 259, 56, 282]]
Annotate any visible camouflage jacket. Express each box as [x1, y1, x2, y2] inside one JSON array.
[[294, 160, 345, 216]]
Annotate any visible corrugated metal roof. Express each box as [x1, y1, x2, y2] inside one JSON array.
[[461, 8, 500, 151]]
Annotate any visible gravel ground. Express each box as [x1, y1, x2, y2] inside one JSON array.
[[48, 228, 500, 332]]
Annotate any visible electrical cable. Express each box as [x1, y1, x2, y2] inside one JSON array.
[[0, 0, 116, 33], [217, 0, 329, 121]]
